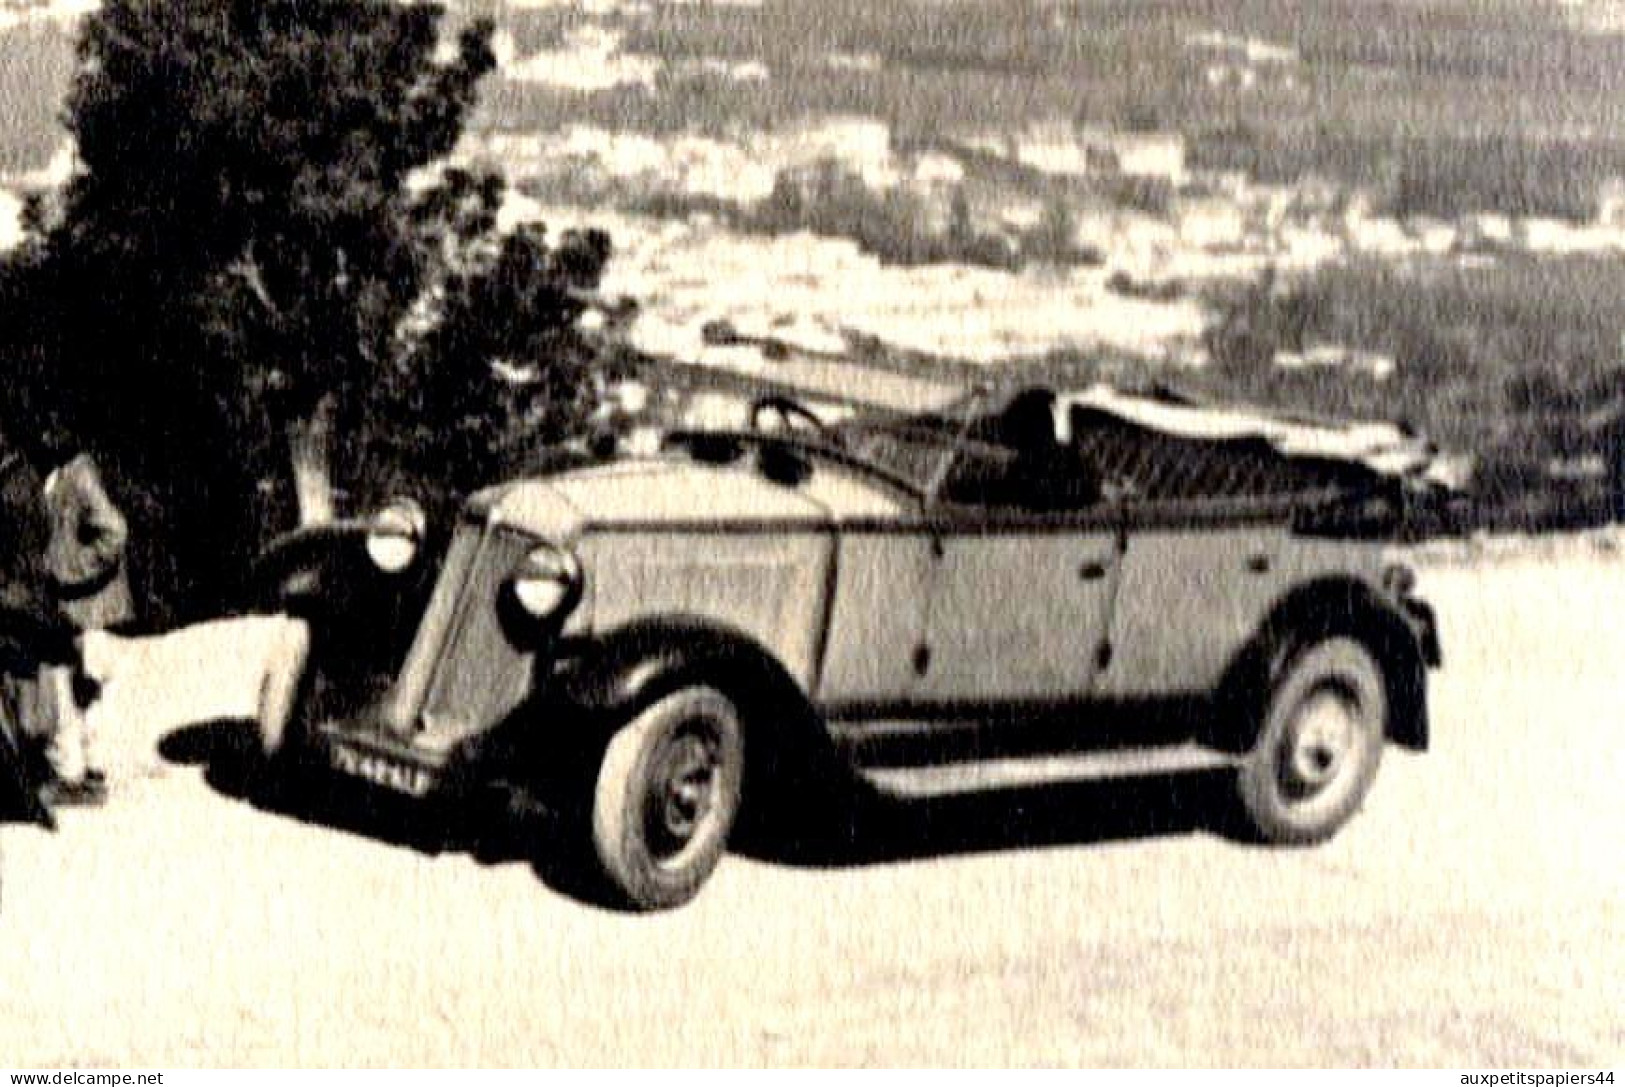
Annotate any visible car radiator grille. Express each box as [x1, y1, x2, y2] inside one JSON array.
[[381, 522, 537, 748]]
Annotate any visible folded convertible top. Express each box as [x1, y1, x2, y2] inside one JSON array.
[[1058, 383, 1445, 488]]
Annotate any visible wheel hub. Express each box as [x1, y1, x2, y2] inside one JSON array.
[[1285, 691, 1357, 791], [647, 731, 720, 857]]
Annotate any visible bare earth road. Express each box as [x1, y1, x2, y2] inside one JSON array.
[[1, 553, 1621, 1067]]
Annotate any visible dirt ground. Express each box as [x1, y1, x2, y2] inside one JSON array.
[[0, 554, 1620, 1067]]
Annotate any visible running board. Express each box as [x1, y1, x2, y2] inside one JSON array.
[[858, 744, 1238, 799]]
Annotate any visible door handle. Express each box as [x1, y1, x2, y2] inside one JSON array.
[[1079, 560, 1110, 581]]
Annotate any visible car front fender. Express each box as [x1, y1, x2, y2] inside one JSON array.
[[554, 618, 811, 725], [499, 617, 831, 807], [248, 519, 438, 622], [247, 520, 375, 613]]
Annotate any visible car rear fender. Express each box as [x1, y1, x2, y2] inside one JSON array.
[[1212, 577, 1432, 753]]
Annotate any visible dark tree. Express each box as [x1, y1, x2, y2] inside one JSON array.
[[0, 0, 610, 620], [377, 217, 612, 500]]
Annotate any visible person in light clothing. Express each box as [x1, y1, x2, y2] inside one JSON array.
[[36, 430, 134, 803]]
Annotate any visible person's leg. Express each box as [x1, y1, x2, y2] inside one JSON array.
[[0, 671, 55, 829], [38, 663, 105, 806], [40, 664, 85, 785], [80, 628, 116, 684], [74, 668, 106, 782]]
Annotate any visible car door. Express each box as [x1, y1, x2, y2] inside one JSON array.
[[909, 400, 1127, 711], [1093, 497, 1322, 701], [914, 508, 1122, 704], [814, 528, 934, 708]]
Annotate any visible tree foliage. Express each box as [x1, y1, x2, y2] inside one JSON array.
[[0, 0, 612, 619]]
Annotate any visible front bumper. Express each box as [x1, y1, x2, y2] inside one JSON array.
[[318, 719, 455, 799]]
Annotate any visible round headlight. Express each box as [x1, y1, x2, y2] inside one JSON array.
[[510, 545, 583, 619], [365, 498, 426, 574]]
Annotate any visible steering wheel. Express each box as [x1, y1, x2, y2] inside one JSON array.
[[748, 395, 827, 436]]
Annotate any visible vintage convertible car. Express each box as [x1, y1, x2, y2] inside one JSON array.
[[247, 382, 1441, 909]]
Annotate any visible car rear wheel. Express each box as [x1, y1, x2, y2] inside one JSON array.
[[590, 685, 745, 910], [1235, 635, 1386, 844]]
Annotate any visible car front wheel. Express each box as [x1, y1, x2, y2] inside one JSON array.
[[1235, 635, 1386, 844], [590, 685, 745, 910]]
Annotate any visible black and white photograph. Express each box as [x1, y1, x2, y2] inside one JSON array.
[[0, 0, 1619, 1069]]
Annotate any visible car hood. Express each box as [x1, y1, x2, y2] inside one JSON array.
[[470, 456, 846, 541]]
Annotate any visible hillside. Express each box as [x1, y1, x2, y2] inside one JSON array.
[[5, 1, 1625, 524]]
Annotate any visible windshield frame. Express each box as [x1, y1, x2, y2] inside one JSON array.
[[816, 384, 997, 502], [657, 383, 1019, 504]]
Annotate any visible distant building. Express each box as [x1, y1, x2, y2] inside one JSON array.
[[1103, 131, 1187, 183], [991, 122, 1188, 185]]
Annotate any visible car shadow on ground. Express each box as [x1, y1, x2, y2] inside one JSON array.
[[160, 719, 1237, 911], [160, 719, 493, 853], [159, 718, 637, 908]]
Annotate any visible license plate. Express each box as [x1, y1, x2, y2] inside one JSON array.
[[330, 744, 435, 797]]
